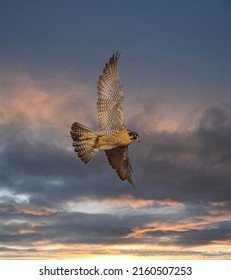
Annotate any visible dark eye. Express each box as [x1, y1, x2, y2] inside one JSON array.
[[128, 131, 133, 137], [128, 131, 138, 139]]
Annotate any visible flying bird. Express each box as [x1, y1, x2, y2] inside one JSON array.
[[70, 53, 140, 186]]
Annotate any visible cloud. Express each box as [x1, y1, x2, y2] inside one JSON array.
[[0, 71, 96, 130], [0, 198, 230, 259], [0, 71, 231, 259], [134, 104, 231, 203]]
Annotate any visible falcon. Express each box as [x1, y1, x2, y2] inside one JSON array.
[[70, 52, 140, 186]]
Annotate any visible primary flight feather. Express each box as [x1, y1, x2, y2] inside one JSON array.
[[70, 53, 140, 186]]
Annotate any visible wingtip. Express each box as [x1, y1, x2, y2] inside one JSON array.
[[129, 179, 136, 189], [115, 51, 121, 59], [112, 51, 121, 60]]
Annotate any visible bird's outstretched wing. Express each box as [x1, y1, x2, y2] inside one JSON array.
[[97, 52, 124, 132], [106, 146, 134, 186]]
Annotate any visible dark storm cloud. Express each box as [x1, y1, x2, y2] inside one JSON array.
[[0, 206, 150, 245], [136, 105, 231, 202], [198, 106, 231, 162]]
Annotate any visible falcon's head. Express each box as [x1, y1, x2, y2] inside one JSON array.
[[128, 130, 140, 142]]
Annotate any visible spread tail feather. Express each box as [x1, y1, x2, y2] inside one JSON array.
[[70, 122, 99, 163]]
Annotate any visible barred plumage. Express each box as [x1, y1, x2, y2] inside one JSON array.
[[71, 122, 99, 163], [97, 52, 124, 132]]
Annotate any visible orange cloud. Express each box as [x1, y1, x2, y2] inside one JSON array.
[[13, 206, 57, 216], [103, 195, 185, 209], [0, 72, 95, 131]]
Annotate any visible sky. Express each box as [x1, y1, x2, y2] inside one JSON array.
[[0, 0, 231, 259]]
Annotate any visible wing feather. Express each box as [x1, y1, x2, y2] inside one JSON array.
[[106, 146, 134, 186], [97, 52, 124, 132]]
